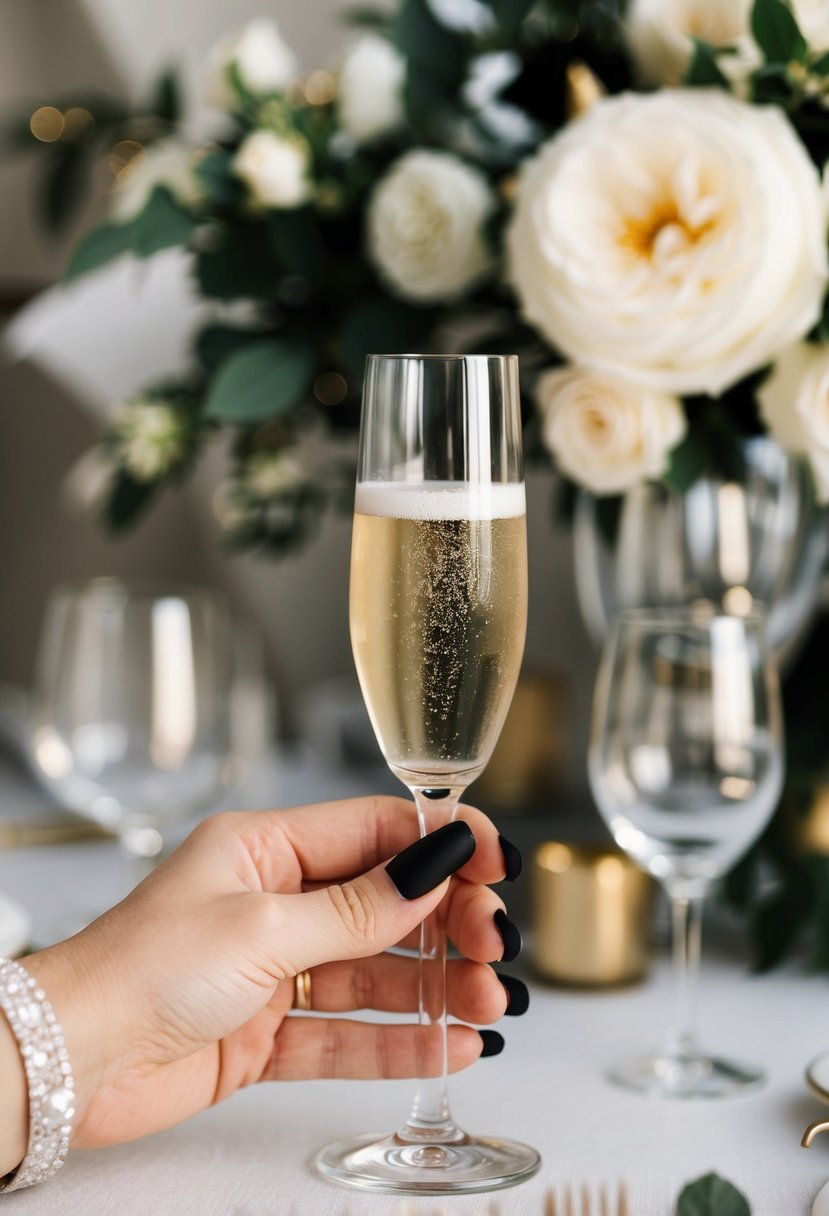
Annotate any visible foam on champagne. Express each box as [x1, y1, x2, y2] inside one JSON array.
[[355, 480, 525, 521]]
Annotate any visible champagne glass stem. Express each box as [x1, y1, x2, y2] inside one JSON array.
[[664, 883, 706, 1059], [399, 788, 463, 1145]]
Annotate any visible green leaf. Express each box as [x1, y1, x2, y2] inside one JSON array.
[[340, 296, 431, 380], [486, 0, 535, 41], [104, 469, 161, 531], [40, 144, 90, 234], [342, 5, 391, 29], [64, 220, 135, 281], [751, 0, 807, 64], [195, 223, 279, 298], [677, 1173, 751, 1216], [130, 186, 199, 257], [268, 208, 327, 286], [152, 66, 182, 124], [393, 0, 468, 123], [812, 49, 829, 73], [195, 325, 262, 373], [194, 148, 243, 205], [204, 339, 317, 423], [663, 429, 708, 494], [685, 39, 730, 87]]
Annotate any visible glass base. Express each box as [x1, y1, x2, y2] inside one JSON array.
[[314, 1129, 541, 1195], [607, 1049, 765, 1099]]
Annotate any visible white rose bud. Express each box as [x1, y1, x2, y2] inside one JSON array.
[[205, 17, 297, 109], [537, 366, 687, 495], [111, 137, 201, 221], [233, 130, 311, 209], [627, 0, 829, 88], [244, 452, 304, 500], [508, 89, 828, 397], [368, 149, 494, 303], [338, 35, 405, 143], [115, 398, 188, 481], [758, 343, 829, 503]]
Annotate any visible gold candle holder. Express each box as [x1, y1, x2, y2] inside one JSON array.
[[532, 841, 654, 986]]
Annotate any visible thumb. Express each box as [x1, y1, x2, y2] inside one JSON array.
[[270, 820, 476, 976]]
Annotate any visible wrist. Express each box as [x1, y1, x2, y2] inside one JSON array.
[[0, 1000, 27, 1179]]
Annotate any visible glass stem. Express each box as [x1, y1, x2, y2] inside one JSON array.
[[398, 788, 465, 1146], [663, 882, 706, 1060]]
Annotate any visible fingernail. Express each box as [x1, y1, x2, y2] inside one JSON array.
[[386, 821, 476, 900], [498, 834, 522, 881], [496, 973, 529, 1016], [494, 908, 522, 963], [479, 1029, 505, 1057]]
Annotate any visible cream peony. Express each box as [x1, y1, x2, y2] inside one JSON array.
[[537, 366, 686, 494], [627, 0, 829, 88], [367, 150, 494, 302], [204, 18, 297, 109], [244, 451, 304, 500], [508, 89, 828, 397], [233, 130, 311, 209], [338, 35, 405, 142], [758, 343, 829, 502], [111, 138, 201, 221]]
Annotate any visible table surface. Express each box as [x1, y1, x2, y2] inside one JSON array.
[[1, 749, 829, 1215]]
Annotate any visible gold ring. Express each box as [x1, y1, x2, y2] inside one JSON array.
[[293, 969, 312, 1011]]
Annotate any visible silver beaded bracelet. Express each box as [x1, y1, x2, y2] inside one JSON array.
[[0, 957, 75, 1193]]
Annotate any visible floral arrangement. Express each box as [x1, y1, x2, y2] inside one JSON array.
[[10, 0, 829, 547]]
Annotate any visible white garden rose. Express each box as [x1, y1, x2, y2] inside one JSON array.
[[338, 35, 405, 142], [508, 89, 828, 397], [233, 130, 311, 209], [204, 18, 297, 109], [111, 137, 201, 221], [537, 366, 686, 494], [758, 343, 829, 503], [627, 0, 829, 88], [367, 150, 494, 302]]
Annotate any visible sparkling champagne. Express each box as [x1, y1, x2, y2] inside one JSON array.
[[350, 482, 527, 787]]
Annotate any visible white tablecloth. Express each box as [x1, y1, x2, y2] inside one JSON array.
[[1, 752, 828, 1215]]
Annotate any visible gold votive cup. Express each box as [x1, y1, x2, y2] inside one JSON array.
[[532, 841, 654, 986], [472, 670, 570, 809]]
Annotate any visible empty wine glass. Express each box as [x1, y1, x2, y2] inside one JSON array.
[[315, 354, 540, 1193], [30, 579, 235, 887], [588, 606, 784, 1098]]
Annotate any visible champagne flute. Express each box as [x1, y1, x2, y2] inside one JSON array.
[[315, 354, 540, 1193], [588, 606, 784, 1098]]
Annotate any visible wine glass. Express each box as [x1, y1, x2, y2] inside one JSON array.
[[315, 354, 540, 1193], [30, 579, 235, 887], [588, 606, 784, 1098]]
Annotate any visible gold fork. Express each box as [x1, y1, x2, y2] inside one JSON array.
[[543, 1181, 631, 1216]]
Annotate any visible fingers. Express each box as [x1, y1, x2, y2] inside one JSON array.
[[264, 822, 477, 977], [397, 880, 511, 962], [211, 797, 510, 893], [306, 956, 508, 1024], [261, 1018, 484, 1081]]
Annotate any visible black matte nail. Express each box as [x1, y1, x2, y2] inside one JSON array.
[[479, 1030, 505, 1058], [385, 821, 476, 900], [498, 834, 522, 881], [497, 973, 529, 1016], [494, 908, 522, 963]]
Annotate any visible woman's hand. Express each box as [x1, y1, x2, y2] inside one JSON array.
[[21, 796, 523, 1152]]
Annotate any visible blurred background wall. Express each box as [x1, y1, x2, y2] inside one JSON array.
[[0, 0, 595, 786]]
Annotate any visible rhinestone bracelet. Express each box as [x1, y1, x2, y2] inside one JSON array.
[[0, 957, 75, 1193]]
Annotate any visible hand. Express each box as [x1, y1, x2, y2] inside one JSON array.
[[21, 796, 522, 1152]]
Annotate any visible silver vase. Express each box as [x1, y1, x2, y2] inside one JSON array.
[[573, 438, 829, 659]]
